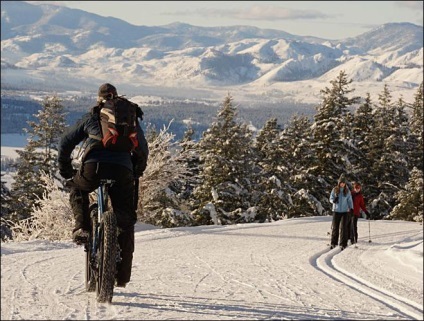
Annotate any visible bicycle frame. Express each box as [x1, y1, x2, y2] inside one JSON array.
[[85, 179, 119, 302], [90, 179, 113, 256]]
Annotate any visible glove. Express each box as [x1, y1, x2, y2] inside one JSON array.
[[334, 196, 339, 203], [365, 210, 370, 219], [133, 165, 145, 179], [59, 162, 75, 179], [133, 173, 143, 179], [132, 153, 147, 179]]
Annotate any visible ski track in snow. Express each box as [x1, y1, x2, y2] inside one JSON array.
[[1, 217, 422, 320], [311, 234, 423, 320]]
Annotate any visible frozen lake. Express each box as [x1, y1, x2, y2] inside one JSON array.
[[1, 133, 28, 148]]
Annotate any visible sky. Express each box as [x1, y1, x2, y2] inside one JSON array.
[[34, 1, 423, 40], [1, 216, 422, 320]]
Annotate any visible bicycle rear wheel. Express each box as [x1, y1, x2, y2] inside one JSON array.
[[96, 210, 117, 303]]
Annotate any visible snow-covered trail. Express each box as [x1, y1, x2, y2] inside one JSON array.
[[1, 217, 422, 320]]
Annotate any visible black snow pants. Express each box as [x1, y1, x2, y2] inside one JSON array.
[[331, 211, 349, 248], [69, 162, 136, 283], [351, 215, 359, 244]]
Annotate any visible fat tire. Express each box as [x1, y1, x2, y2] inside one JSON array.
[[96, 210, 117, 303]]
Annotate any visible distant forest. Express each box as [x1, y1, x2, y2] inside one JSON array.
[[1, 95, 316, 140]]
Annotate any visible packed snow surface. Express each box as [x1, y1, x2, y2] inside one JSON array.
[[1, 216, 422, 320]]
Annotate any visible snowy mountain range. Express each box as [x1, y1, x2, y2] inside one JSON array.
[[1, 1, 423, 104]]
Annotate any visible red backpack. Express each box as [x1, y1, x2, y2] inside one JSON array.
[[98, 96, 140, 152]]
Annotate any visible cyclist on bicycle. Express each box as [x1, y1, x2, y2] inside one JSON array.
[[57, 83, 149, 287]]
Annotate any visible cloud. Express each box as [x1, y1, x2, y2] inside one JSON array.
[[394, 1, 424, 25], [164, 5, 333, 21], [395, 1, 424, 11], [24, 1, 66, 6], [234, 5, 333, 21]]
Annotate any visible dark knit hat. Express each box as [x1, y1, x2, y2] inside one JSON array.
[[353, 181, 361, 188], [338, 174, 347, 184], [98, 83, 117, 98]]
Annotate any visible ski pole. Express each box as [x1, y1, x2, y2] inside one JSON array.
[[351, 213, 356, 245], [368, 215, 372, 243], [327, 217, 333, 246], [134, 177, 139, 211]]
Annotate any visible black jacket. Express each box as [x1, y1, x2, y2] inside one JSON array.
[[58, 107, 148, 179]]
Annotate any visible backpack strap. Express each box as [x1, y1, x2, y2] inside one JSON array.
[[88, 134, 102, 141], [136, 106, 144, 120], [91, 104, 101, 115], [88, 104, 103, 141]]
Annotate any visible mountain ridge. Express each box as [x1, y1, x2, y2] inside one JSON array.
[[1, 1, 422, 104]]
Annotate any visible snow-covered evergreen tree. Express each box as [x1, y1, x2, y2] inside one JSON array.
[[11, 95, 67, 220], [367, 85, 410, 217], [389, 95, 410, 178], [309, 70, 360, 207], [280, 114, 325, 216], [407, 82, 423, 171], [28, 95, 67, 177], [389, 167, 423, 222], [410, 82, 423, 136], [1, 177, 13, 241], [175, 123, 200, 203], [280, 114, 313, 178], [192, 94, 256, 225], [138, 123, 193, 227], [10, 143, 45, 220], [5, 172, 73, 242], [351, 93, 375, 192], [361, 95, 388, 210], [254, 117, 289, 222]]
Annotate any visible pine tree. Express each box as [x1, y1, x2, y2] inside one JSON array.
[[255, 117, 282, 177], [10, 95, 67, 220], [279, 114, 313, 176], [11, 143, 46, 220], [26, 95, 67, 177], [309, 70, 360, 207], [177, 123, 200, 202], [363, 85, 411, 217], [6, 172, 74, 241], [164, 123, 202, 225], [364, 91, 390, 204], [410, 82, 423, 135], [192, 94, 256, 225], [254, 117, 289, 222], [0, 177, 13, 241], [138, 123, 193, 227], [390, 167, 423, 222], [352, 93, 375, 190], [408, 82, 423, 170], [280, 114, 325, 216]]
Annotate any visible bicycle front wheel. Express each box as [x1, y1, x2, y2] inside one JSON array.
[[96, 210, 117, 303]]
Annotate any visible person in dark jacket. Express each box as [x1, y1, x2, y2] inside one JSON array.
[[57, 83, 149, 287], [329, 174, 353, 250], [350, 181, 370, 244]]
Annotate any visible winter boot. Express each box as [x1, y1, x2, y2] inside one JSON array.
[[70, 189, 91, 241], [116, 227, 135, 284], [72, 228, 90, 245]]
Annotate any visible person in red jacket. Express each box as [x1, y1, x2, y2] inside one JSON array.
[[350, 182, 370, 244]]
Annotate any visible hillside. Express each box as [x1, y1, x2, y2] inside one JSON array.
[[1, 2, 422, 105]]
